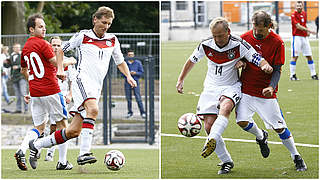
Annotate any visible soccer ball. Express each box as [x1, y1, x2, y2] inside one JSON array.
[[177, 113, 202, 137], [104, 150, 125, 171]]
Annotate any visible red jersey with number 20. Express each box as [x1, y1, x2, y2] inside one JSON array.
[[240, 30, 285, 99], [21, 36, 60, 97]]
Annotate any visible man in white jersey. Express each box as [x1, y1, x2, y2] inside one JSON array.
[[176, 17, 273, 174], [28, 6, 137, 168]]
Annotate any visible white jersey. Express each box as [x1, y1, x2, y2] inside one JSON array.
[[62, 29, 124, 88], [189, 35, 262, 88], [58, 64, 76, 96]]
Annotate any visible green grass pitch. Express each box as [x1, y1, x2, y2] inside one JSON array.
[[2, 148, 159, 179], [161, 40, 318, 178]]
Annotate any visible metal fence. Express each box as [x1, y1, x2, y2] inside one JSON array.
[[1, 33, 159, 144]]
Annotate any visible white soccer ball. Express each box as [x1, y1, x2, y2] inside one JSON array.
[[177, 113, 202, 137], [104, 150, 125, 171]]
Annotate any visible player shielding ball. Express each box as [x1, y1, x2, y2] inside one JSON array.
[[176, 17, 273, 174], [236, 10, 307, 171], [28, 6, 136, 169]]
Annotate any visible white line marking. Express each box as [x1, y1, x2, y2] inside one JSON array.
[[161, 133, 319, 148]]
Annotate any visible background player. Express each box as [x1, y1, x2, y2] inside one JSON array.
[[176, 17, 273, 174], [289, 1, 318, 80], [44, 36, 76, 162], [28, 6, 137, 169], [15, 14, 72, 171], [236, 10, 307, 171]]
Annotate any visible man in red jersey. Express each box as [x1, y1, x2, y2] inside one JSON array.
[[290, 1, 317, 80], [235, 10, 307, 171], [14, 14, 73, 171]]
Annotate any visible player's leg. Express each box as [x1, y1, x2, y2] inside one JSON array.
[[15, 97, 46, 170], [55, 118, 73, 170], [236, 94, 269, 158], [77, 98, 98, 165], [274, 127, 307, 171], [133, 82, 146, 117], [20, 79, 28, 112], [290, 36, 300, 80], [45, 123, 57, 161], [203, 115, 234, 174], [302, 37, 318, 79], [12, 81, 22, 112], [125, 82, 133, 118]]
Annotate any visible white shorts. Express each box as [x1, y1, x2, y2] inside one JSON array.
[[196, 81, 242, 115], [236, 93, 287, 129], [291, 36, 312, 57], [50, 101, 70, 125], [31, 93, 67, 126], [70, 77, 102, 118]]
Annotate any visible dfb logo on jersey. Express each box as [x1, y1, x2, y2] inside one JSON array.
[[227, 50, 236, 60], [106, 40, 112, 46]]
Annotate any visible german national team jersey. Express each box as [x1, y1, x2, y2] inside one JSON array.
[[62, 29, 124, 89], [291, 10, 308, 37], [240, 30, 285, 99], [189, 35, 262, 88], [21, 36, 60, 97]]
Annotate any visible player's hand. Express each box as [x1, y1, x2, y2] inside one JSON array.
[[261, 64, 273, 74], [24, 95, 31, 104], [127, 76, 137, 88], [69, 57, 77, 65], [262, 86, 274, 97], [65, 95, 72, 104], [176, 80, 184, 94], [235, 60, 246, 69], [130, 71, 136, 75]]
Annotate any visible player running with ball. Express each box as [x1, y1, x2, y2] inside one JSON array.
[[176, 17, 273, 174], [28, 6, 136, 169]]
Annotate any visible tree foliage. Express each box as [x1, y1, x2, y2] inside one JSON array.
[[23, 1, 159, 34]]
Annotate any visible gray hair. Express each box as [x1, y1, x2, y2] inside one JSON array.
[[209, 17, 229, 32]]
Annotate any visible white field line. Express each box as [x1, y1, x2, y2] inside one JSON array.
[[161, 133, 319, 148]]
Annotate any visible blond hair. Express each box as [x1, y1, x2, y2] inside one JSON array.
[[92, 6, 114, 20], [209, 17, 229, 32]]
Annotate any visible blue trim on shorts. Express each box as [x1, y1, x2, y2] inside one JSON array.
[[58, 92, 68, 117], [308, 60, 314, 64], [278, 128, 291, 140], [243, 122, 253, 131], [290, 61, 296, 65], [292, 36, 295, 57], [32, 128, 40, 137]]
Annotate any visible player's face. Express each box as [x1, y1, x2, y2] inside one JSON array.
[[211, 24, 230, 47], [12, 44, 21, 53], [253, 23, 269, 40], [31, 18, 46, 38], [93, 16, 113, 38], [127, 52, 134, 57], [51, 39, 62, 54], [296, 2, 303, 13]]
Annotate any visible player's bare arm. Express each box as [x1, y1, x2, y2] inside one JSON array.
[[117, 61, 137, 88], [176, 59, 195, 94], [296, 23, 317, 35], [56, 47, 66, 81], [259, 59, 273, 74], [21, 67, 29, 80], [63, 57, 77, 68]]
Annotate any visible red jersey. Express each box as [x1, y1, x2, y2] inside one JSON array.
[[291, 10, 308, 37], [21, 36, 60, 97], [240, 30, 285, 99]]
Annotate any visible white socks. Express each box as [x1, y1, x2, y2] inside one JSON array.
[[19, 129, 39, 154], [79, 128, 93, 156], [281, 136, 300, 160], [243, 122, 264, 140], [58, 142, 68, 164], [215, 136, 233, 163], [208, 115, 228, 140]]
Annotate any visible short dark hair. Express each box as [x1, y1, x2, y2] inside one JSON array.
[[252, 10, 272, 28], [26, 14, 44, 33], [127, 49, 134, 53]]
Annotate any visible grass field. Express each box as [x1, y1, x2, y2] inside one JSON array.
[[2, 148, 159, 179], [161, 40, 319, 178]]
